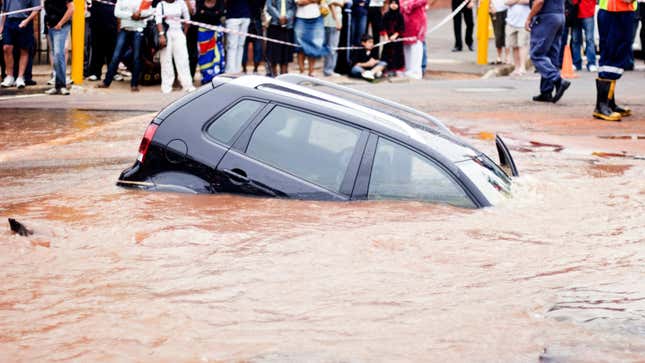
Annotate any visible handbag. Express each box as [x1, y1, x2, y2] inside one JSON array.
[[154, 2, 170, 49]]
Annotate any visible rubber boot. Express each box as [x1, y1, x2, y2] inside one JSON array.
[[608, 79, 631, 117], [593, 78, 621, 122]]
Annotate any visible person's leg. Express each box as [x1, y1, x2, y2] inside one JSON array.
[[51, 25, 71, 90], [171, 30, 194, 91], [373, 60, 387, 77], [452, 0, 463, 49], [298, 52, 305, 73], [17, 49, 28, 78], [187, 26, 198, 77], [0, 37, 5, 78], [464, 7, 474, 49], [350, 64, 365, 77], [3, 44, 14, 77], [88, 24, 104, 78], [405, 41, 423, 79], [236, 18, 251, 73], [280, 63, 288, 74], [102, 30, 127, 86], [253, 37, 263, 72], [421, 41, 427, 74], [130, 31, 143, 89], [640, 7, 645, 61], [368, 6, 382, 40], [323, 27, 334, 75], [595, 10, 629, 120], [530, 14, 565, 97], [571, 23, 583, 70], [582, 17, 597, 68], [307, 56, 315, 76], [159, 33, 174, 93], [225, 18, 242, 73]]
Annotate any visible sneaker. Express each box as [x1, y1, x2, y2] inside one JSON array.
[[113, 74, 124, 81], [87, 75, 99, 81], [15, 77, 25, 89], [588, 64, 598, 72], [374, 70, 383, 78], [185, 86, 196, 92], [45, 87, 60, 95], [66, 76, 73, 85], [59, 87, 70, 95], [1, 75, 15, 87], [47, 76, 55, 85], [361, 70, 375, 80]]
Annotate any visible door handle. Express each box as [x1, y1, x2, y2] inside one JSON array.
[[222, 168, 250, 184]]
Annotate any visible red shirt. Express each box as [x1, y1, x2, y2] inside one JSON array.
[[574, 0, 596, 19]]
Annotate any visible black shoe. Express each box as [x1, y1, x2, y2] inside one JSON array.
[[532, 92, 554, 102], [451, 47, 462, 52], [552, 79, 571, 103], [25, 79, 37, 86], [467, 45, 474, 51]]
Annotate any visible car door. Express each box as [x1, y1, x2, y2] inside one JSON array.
[[353, 135, 477, 208], [216, 104, 369, 200]]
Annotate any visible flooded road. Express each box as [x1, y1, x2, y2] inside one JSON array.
[[1, 105, 644, 363]]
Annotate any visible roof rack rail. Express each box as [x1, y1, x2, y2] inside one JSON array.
[[275, 74, 455, 137]]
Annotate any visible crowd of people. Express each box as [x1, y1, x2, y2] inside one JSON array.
[[0, 0, 438, 95]]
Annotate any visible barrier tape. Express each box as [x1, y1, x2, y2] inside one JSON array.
[[91, 0, 470, 51], [0, 5, 43, 18]]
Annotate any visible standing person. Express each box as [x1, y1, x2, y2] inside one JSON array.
[[193, 0, 225, 83], [367, 0, 383, 41], [98, 0, 154, 92], [87, 0, 118, 81], [0, 0, 39, 88], [505, 0, 530, 76], [323, 0, 346, 76], [452, 0, 474, 51], [592, 0, 637, 121], [490, 0, 509, 63], [401, 0, 427, 79], [265, 0, 296, 76], [638, 0, 645, 64], [44, 0, 74, 95], [570, 0, 597, 71], [294, 0, 326, 76], [242, 0, 266, 74], [381, 0, 404, 73], [225, 0, 251, 74], [156, 0, 195, 93], [525, 0, 570, 103], [351, 0, 369, 45]]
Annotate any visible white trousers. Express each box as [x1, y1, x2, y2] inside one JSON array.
[[404, 40, 423, 80], [225, 18, 250, 74], [159, 29, 194, 93]]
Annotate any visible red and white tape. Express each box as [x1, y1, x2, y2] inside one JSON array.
[[0, 5, 43, 18]]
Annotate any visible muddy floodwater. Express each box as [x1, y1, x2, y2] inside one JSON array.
[[1, 108, 644, 363]]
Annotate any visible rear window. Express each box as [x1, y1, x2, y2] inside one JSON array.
[[205, 100, 264, 145]]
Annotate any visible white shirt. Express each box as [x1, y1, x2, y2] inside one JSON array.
[[506, 3, 529, 28], [114, 0, 155, 31], [296, 3, 320, 18], [155, 0, 190, 31], [491, 0, 508, 12], [370, 0, 385, 6]]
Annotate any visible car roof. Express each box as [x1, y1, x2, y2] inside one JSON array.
[[214, 75, 479, 163]]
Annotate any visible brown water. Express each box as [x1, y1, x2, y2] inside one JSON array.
[[1, 109, 644, 363]]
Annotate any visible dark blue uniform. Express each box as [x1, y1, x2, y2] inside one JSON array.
[[529, 0, 565, 95]]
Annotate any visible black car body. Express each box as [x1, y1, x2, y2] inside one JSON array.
[[118, 75, 518, 208]]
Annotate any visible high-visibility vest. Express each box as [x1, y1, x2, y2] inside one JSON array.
[[599, 0, 637, 12]]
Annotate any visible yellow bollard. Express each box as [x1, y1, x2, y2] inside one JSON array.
[[476, 0, 490, 65], [71, 0, 85, 85]]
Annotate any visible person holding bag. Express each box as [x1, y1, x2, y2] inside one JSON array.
[[156, 0, 196, 93]]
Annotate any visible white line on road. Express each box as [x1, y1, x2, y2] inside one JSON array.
[[0, 94, 46, 102]]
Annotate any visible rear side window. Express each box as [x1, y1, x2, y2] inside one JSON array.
[[246, 106, 361, 193], [206, 100, 264, 145], [368, 138, 475, 208]]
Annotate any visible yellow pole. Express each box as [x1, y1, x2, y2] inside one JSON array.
[[71, 0, 85, 85], [476, 0, 490, 65]]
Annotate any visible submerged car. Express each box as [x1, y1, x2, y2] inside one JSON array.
[[118, 75, 518, 208]]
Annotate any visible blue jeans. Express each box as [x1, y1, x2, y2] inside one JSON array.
[[323, 26, 340, 75], [350, 61, 387, 77], [103, 29, 142, 87], [529, 13, 565, 93], [49, 24, 71, 89], [571, 17, 597, 70], [352, 13, 368, 46]]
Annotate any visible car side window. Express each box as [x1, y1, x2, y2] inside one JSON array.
[[368, 138, 475, 208], [246, 106, 361, 193], [206, 100, 264, 145]]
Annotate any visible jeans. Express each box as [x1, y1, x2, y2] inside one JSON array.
[[350, 61, 387, 77], [103, 29, 143, 87], [323, 26, 340, 75], [571, 17, 597, 70], [352, 13, 368, 46], [225, 18, 251, 73], [49, 24, 71, 89]]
